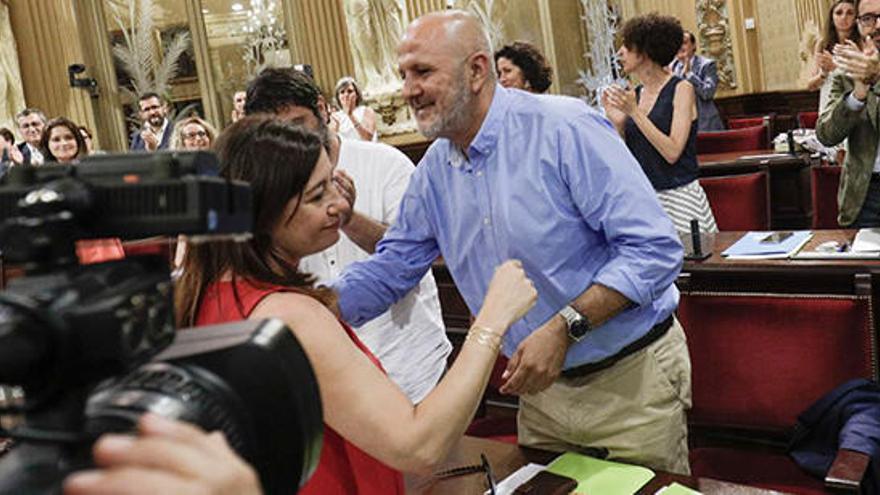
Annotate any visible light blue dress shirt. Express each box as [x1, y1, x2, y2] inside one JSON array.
[[336, 86, 683, 369]]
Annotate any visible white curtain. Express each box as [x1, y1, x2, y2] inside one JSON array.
[[0, 1, 25, 137]]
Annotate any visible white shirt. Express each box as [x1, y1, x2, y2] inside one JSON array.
[[333, 106, 377, 141], [26, 143, 43, 165], [300, 138, 451, 403]]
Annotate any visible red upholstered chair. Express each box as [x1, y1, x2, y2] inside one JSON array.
[[677, 281, 878, 494], [699, 172, 770, 231], [798, 111, 819, 129], [697, 125, 769, 154], [811, 165, 841, 229]]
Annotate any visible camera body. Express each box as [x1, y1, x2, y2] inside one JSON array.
[[0, 152, 323, 494]]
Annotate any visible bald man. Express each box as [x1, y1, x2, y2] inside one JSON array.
[[334, 11, 691, 473]]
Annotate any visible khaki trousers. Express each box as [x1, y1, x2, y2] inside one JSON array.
[[518, 318, 692, 475]]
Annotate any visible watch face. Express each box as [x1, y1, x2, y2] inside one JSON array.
[[569, 318, 590, 339]]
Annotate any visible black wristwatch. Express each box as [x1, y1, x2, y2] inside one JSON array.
[[559, 305, 591, 342]]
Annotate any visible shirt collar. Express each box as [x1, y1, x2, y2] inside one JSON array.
[[445, 84, 511, 168]]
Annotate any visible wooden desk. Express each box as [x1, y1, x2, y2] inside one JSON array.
[[406, 436, 785, 494], [681, 230, 880, 296], [697, 150, 816, 229]]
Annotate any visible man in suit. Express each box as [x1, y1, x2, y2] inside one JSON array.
[[817, 0, 880, 227], [130, 92, 172, 151], [15, 108, 46, 165], [671, 31, 724, 131]]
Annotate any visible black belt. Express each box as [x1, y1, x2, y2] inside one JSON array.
[[561, 314, 674, 379]]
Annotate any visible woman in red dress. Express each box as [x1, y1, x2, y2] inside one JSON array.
[[175, 116, 538, 494]]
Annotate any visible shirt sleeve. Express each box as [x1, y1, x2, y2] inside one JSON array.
[[846, 92, 867, 111], [687, 58, 719, 101], [334, 164, 441, 326], [559, 110, 683, 306]]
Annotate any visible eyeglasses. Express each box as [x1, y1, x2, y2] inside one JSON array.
[[183, 130, 208, 140], [857, 13, 880, 27]]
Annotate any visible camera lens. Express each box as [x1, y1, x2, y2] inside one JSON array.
[[85, 362, 250, 453]]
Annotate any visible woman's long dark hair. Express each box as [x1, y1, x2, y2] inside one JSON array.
[[175, 115, 335, 327], [822, 0, 860, 52]]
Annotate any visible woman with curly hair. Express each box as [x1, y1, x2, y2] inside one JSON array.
[[494, 41, 553, 93], [602, 13, 717, 234]]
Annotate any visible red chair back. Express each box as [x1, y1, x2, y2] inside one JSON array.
[[797, 111, 818, 129], [697, 125, 768, 154], [727, 116, 767, 129], [810, 165, 841, 229], [699, 172, 770, 231]]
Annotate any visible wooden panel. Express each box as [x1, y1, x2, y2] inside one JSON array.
[[8, 0, 96, 130], [756, 0, 801, 91], [288, 0, 354, 94], [404, 0, 445, 20]]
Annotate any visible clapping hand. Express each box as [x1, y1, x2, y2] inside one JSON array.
[[833, 39, 880, 92], [141, 128, 159, 151], [816, 50, 835, 74], [340, 91, 357, 115], [602, 83, 638, 116]]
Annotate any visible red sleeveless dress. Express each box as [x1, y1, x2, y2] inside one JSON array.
[[196, 279, 405, 495]]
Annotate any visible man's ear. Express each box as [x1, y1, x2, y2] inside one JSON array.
[[317, 95, 330, 122], [467, 52, 493, 92]]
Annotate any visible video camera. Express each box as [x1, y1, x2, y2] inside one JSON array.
[[0, 152, 323, 494]]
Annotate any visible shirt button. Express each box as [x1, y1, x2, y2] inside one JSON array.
[[476, 171, 483, 177], [483, 217, 490, 226], [330, 260, 335, 265]]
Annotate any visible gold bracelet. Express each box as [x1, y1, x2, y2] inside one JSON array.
[[465, 324, 503, 353]]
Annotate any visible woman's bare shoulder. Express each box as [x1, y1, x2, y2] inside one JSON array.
[[251, 291, 338, 326]]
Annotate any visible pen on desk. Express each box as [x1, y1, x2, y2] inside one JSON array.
[[838, 242, 849, 252]]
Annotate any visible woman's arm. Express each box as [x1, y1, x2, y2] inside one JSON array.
[[807, 48, 834, 91], [252, 260, 536, 474], [607, 81, 696, 164], [350, 106, 378, 140]]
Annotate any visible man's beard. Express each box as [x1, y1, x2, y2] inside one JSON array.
[[149, 115, 165, 128], [418, 66, 475, 140]]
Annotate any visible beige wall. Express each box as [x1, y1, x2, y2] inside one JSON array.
[[7, 0, 838, 151], [621, 0, 831, 96]]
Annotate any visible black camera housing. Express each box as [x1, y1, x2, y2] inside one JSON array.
[[0, 152, 323, 494]]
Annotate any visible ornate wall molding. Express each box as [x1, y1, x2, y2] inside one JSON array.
[[696, 0, 737, 90]]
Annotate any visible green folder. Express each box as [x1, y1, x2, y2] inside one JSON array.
[[545, 452, 655, 495]]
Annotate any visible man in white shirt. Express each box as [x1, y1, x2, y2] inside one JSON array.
[[16, 108, 46, 165], [246, 67, 451, 402]]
